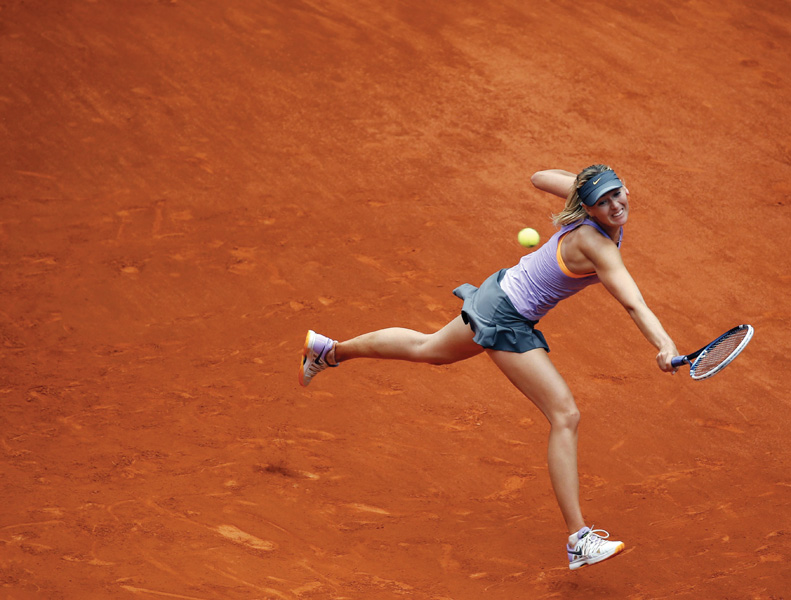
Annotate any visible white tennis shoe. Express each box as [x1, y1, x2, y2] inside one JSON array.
[[567, 527, 625, 570], [299, 330, 338, 387]]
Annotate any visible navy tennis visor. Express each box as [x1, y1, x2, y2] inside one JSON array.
[[578, 170, 624, 206]]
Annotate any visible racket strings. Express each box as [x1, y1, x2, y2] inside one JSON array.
[[693, 329, 750, 377]]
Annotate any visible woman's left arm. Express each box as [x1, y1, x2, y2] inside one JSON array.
[[589, 241, 679, 372]]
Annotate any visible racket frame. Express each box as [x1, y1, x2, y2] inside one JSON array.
[[671, 324, 754, 380]]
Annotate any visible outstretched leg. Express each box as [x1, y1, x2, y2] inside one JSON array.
[[486, 347, 585, 534], [334, 315, 483, 365], [300, 316, 483, 387]]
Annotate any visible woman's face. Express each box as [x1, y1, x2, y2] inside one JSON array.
[[585, 186, 630, 228]]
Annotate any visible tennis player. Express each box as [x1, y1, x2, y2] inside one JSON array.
[[299, 164, 679, 570]]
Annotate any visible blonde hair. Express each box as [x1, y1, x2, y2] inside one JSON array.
[[552, 164, 612, 227]]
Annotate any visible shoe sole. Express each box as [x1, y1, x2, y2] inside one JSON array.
[[569, 542, 625, 570], [298, 330, 315, 387]]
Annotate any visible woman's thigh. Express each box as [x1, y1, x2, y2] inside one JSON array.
[[422, 315, 484, 364], [486, 348, 577, 422]]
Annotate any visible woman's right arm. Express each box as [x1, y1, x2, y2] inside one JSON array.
[[531, 170, 576, 199], [584, 235, 679, 372]]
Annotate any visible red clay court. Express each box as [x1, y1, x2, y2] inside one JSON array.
[[1, 1, 789, 598]]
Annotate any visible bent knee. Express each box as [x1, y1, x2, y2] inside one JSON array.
[[432, 358, 458, 366], [547, 399, 581, 431], [425, 350, 458, 366], [409, 331, 471, 365], [405, 335, 445, 364]]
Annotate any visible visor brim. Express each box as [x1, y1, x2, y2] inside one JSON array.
[[581, 181, 623, 206]]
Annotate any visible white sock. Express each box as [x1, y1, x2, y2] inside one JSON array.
[[568, 526, 588, 547], [327, 342, 339, 366]]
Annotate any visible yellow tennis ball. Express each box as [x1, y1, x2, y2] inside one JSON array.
[[518, 227, 540, 247]]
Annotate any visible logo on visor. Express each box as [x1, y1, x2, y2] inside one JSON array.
[[593, 177, 602, 185]]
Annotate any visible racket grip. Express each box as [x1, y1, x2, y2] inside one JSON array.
[[671, 356, 688, 368]]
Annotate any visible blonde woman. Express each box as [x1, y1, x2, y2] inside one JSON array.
[[300, 164, 678, 569]]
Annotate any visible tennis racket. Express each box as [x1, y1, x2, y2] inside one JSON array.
[[671, 324, 754, 380]]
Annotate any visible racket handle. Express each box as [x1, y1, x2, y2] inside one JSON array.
[[671, 356, 688, 368]]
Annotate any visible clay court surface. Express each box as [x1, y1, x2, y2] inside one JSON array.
[[2, 1, 790, 598]]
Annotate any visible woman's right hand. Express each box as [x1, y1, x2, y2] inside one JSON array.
[[656, 343, 679, 374]]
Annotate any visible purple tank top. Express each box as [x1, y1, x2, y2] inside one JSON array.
[[500, 218, 623, 321]]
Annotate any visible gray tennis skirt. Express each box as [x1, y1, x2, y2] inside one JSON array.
[[453, 269, 549, 353]]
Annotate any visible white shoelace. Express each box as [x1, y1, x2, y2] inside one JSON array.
[[577, 528, 612, 555]]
